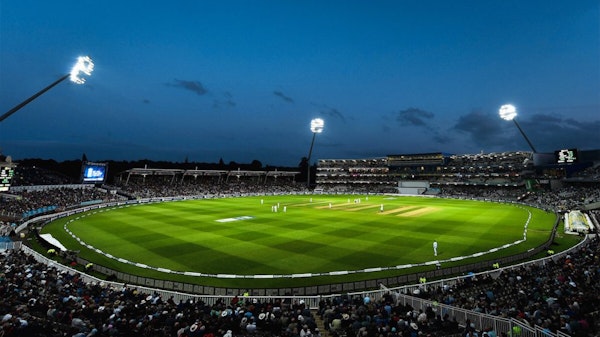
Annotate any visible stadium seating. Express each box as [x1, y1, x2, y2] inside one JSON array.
[[1, 159, 599, 336]]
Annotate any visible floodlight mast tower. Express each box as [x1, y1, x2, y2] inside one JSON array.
[[499, 104, 537, 153], [0, 56, 94, 123], [306, 118, 324, 188]]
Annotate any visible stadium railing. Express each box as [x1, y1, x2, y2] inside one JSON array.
[[11, 194, 578, 336], [15, 235, 589, 337], [17, 194, 563, 294]]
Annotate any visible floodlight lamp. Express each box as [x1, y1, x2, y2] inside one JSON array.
[[499, 104, 517, 121], [69, 56, 94, 84], [310, 118, 324, 133]]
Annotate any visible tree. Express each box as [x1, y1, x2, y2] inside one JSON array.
[[250, 160, 262, 170]]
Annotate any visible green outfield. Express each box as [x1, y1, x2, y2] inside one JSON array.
[[40, 194, 557, 288]]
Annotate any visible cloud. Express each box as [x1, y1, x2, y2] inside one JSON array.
[[395, 107, 434, 127], [433, 133, 451, 144], [527, 113, 563, 124], [213, 99, 236, 109], [212, 91, 236, 109], [273, 90, 294, 103], [312, 103, 346, 122], [166, 79, 208, 96], [452, 109, 508, 148], [450, 109, 600, 152], [391, 107, 449, 144], [521, 113, 600, 151], [321, 107, 345, 121]]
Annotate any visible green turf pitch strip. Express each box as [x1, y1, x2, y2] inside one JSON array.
[[41, 195, 556, 288]]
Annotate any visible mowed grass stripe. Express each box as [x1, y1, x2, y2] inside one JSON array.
[[47, 195, 553, 276], [83, 207, 342, 273], [205, 215, 352, 274], [81, 207, 395, 272], [71, 217, 217, 270], [75, 217, 312, 274], [101, 200, 482, 260]]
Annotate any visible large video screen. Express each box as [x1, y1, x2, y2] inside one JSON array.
[[555, 149, 579, 164], [81, 162, 107, 183], [0, 165, 15, 192]]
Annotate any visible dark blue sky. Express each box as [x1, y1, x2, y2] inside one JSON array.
[[1, 1, 598, 166]]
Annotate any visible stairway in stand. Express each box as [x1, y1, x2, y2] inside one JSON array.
[[312, 309, 328, 336]]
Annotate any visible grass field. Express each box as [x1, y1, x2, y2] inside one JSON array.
[[40, 194, 557, 288]]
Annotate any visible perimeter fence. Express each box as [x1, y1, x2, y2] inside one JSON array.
[[8, 193, 581, 337], [18, 194, 563, 296], [13, 234, 589, 337]]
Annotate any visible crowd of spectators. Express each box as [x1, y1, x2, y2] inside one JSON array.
[[315, 159, 395, 194], [0, 222, 14, 236], [523, 185, 600, 212], [1, 248, 332, 337], [114, 175, 307, 200], [444, 152, 533, 173], [438, 182, 600, 213], [316, 293, 462, 337], [437, 185, 525, 201], [410, 235, 600, 337], [0, 187, 124, 220], [116, 176, 221, 199], [1, 160, 600, 336], [8, 166, 76, 186], [0, 168, 307, 221], [3, 234, 599, 337], [315, 152, 534, 193], [571, 165, 600, 181], [314, 183, 397, 195]]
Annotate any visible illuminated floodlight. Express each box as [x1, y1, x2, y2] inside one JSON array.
[[70, 56, 94, 84], [498, 103, 537, 153], [499, 104, 517, 121], [1, 55, 95, 123], [310, 118, 324, 133], [307, 118, 325, 188]]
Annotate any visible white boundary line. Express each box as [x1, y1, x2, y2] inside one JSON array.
[[63, 200, 533, 279]]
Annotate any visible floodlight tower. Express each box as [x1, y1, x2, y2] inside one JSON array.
[[306, 118, 324, 188], [499, 104, 537, 153], [0, 56, 94, 123]]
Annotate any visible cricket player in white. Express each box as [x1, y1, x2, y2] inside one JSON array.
[[433, 240, 438, 256]]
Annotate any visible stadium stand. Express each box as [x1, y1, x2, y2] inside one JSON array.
[[115, 167, 304, 199], [1, 152, 600, 337], [315, 158, 396, 194], [314, 152, 536, 195], [2, 234, 599, 336]]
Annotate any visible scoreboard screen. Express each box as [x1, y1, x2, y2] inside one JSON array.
[[81, 162, 108, 183], [0, 166, 15, 192], [555, 149, 579, 164]]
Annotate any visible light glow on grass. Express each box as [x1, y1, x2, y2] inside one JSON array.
[[41, 195, 556, 286]]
